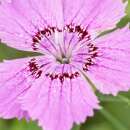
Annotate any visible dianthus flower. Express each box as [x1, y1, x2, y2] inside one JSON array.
[[0, 0, 130, 130]]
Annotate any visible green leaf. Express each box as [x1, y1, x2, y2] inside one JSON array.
[[100, 107, 127, 130], [118, 94, 130, 106], [72, 125, 81, 130], [116, 16, 130, 28], [0, 43, 42, 62], [126, 0, 130, 17]]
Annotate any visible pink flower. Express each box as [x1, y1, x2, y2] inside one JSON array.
[[0, 0, 129, 130]]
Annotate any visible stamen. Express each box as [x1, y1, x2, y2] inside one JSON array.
[[31, 23, 91, 51], [82, 43, 99, 71], [28, 58, 43, 79], [45, 72, 80, 83], [31, 23, 99, 73]]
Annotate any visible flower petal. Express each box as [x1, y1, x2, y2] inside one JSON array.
[[0, 55, 55, 119], [0, 1, 36, 51], [0, 0, 126, 51], [0, 58, 31, 119], [0, 0, 65, 51], [63, 0, 125, 30], [88, 27, 130, 95], [21, 65, 99, 130]]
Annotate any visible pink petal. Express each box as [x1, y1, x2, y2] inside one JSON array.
[[57, 0, 125, 30], [0, 0, 66, 51], [0, 55, 55, 119], [87, 27, 130, 95], [0, 58, 31, 119], [0, 0, 55, 51], [21, 65, 99, 130], [0, 0, 125, 51]]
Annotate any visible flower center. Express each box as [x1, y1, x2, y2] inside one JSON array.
[[29, 23, 99, 79], [56, 54, 70, 64], [32, 23, 94, 63]]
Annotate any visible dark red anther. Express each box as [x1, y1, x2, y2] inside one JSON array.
[[33, 37, 39, 43], [36, 70, 42, 79], [75, 25, 82, 33], [87, 58, 92, 62], [45, 73, 50, 77], [93, 47, 98, 51], [50, 27, 56, 32], [81, 30, 88, 39], [44, 28, 51, 36], [66, 24, 70, 28], [74, 72, 79, 77], [57, 28, 62, 32], [66, 24, 74, 33], [49, 74, 54, 80], [63, 73, 69, 78], [83, 67, 88, 71], [59, 75, 64, 83], [35, 32, 42, 40], [86, 35, 91, 40], [33, 47, 38, 51], [28, 59, 43, 79], [32, 42, 38, 50], [89, 44, 94, 48], [87, 62, 92, 66], [70, 74, 74, 79], [29, 61, 38, 72], [91, 52, 98, 58], [45, 72, 80, 82], [55, 74, 58, 79], [41, 30, 46, 35]]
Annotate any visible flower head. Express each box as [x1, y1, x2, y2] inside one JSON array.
[[0, 0, 130, 130]]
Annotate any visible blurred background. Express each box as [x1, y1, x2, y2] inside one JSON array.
[[0, 0, 130, 130]]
